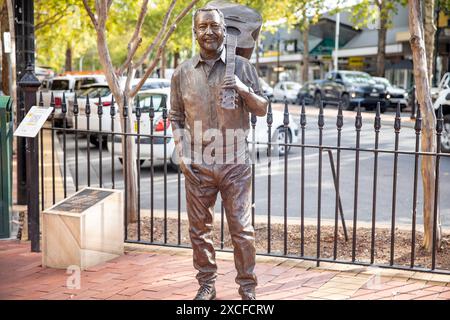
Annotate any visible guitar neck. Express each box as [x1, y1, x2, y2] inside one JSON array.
[[222, 34, 238, 110]]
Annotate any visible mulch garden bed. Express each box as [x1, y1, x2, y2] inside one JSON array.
[[127, 217, 450, 271]]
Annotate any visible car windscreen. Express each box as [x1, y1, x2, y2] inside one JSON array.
[[343, 73, 373, 84], [139, 81, 170, 90], [285, 83, 301, 91], [374, 78, 390, 87], [75, 78, 99, 91], [135, 94, 167, 112], [50, 80, 70, 91], [86, 87, 111, 98]]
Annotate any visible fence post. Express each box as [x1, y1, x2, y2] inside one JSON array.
[[18, 63, 41, 252]]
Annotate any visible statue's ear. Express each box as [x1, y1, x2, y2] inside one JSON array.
[[193, 28, 198, 40]]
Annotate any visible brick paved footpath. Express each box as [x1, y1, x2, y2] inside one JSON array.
[[1, 240, 450, 300]]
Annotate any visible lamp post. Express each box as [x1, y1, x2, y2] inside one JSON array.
[[15, 0, 36, 205], [18, 63, 41, 252]]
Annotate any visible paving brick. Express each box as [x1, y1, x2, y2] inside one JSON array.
[[1, 240, 449, 301]]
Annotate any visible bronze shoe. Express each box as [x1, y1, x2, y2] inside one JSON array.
[[194, 285, 216, 300], [239, 288, 256, 300]]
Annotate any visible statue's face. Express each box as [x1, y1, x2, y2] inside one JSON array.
[[194, 10, 225, 53]]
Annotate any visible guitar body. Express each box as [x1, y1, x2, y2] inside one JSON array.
[[206, 1, 263, 109], [206, 0, 263, 59]]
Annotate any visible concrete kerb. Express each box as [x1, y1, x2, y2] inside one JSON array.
[[124, 242, 450, 286]]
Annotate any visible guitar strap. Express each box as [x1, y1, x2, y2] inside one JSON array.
[[222, 34, 238, 110]]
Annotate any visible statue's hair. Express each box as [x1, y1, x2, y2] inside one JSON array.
[[193, 7, 226, 28]]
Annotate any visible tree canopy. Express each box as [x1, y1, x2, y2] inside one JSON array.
[[35, 0, 345, 73]]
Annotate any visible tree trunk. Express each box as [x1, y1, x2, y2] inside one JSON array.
[[302, 26, 309, 83], [96, 28, 139, 225], [408, 0, 441, 252], [173, 51, 180, 68], [377, 3, 387, 77], [424, 0, 436, 85], [161, 47, 166, 78], [1, 0, 10, 95], [65, 44, 72, 72]]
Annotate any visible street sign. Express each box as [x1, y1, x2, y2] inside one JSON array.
[[13, 106, 53, 138]]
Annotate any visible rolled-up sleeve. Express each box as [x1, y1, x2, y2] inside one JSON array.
[[169, 67, 185, 128]]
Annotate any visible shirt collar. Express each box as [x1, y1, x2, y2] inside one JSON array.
[[194, 46, 226, 68]]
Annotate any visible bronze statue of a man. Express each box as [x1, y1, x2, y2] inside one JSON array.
[[169, 6, 268, 300]]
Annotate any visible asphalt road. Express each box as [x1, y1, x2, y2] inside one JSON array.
[[54, 103, 450, 227]]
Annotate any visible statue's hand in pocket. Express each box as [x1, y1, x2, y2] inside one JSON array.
[[180, 161, 201, 186]]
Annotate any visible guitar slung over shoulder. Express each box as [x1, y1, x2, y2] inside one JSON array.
[[221, 34, 238, 110]]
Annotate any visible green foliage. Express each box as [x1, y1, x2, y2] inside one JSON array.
[[35, 0, 349, 72], [440, 0, 450, 14], [350, 0, 408, 30], [35, 0, 98, 72]]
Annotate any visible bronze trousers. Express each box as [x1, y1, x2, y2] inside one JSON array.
[[184, 160, 257, 291]]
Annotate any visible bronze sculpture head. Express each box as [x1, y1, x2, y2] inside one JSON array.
[[193, 9, 226, 58]]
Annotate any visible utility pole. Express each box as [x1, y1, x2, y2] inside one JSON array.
[[334, 12, 340, 73], [14, 0, 36, 205], [276, 30, 281, 83]]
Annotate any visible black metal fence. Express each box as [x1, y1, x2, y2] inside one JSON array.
[[36, 91, 450, 275]]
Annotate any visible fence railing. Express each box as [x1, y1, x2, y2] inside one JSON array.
[[36, 91, 450, 275]]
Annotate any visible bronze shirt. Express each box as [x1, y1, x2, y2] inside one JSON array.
[[169, 49, 264, 155]]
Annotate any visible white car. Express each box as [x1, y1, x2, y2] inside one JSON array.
[[431, 72, 450, 102], [433, 88, 450, 153], [259, 78, 273, 100], [272, 81, 302, 104], [107, 89, 299, 169], [67, 78, 170, 147], [373, 77, 408, 110], [40, 74, 106, 126]]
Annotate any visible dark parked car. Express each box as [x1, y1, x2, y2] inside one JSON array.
[[313, 71, 386, 112], [296, 80, 323, 105]]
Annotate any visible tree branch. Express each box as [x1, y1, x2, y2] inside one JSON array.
[[134, 0, 178, 69], [97, 0, 108, 30], [35, 3, 72, 31], [82, 0, 98, 29], [117, 0, 150, 75], [130, 6, 193, 98]]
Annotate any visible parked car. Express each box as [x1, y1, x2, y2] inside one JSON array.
[[272, 81, 302, 104], [107, 88, 299, 170], [433, 88, 450, 153], [67, 78, 171, 147], [259, 77, 273, 100], [40, 74, 106, 127], [431, 72, 450, 102], [314, 71, 386, 112], [373, 77, 408, 110], [296, 80, 323, 105]]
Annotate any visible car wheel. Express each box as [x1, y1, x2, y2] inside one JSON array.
[[118, 158, 145, 167], [272, 127, 292, 156], [342, 93, 352, 110], [442, 114, 450, 153], [314, 92, 322, 108]]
